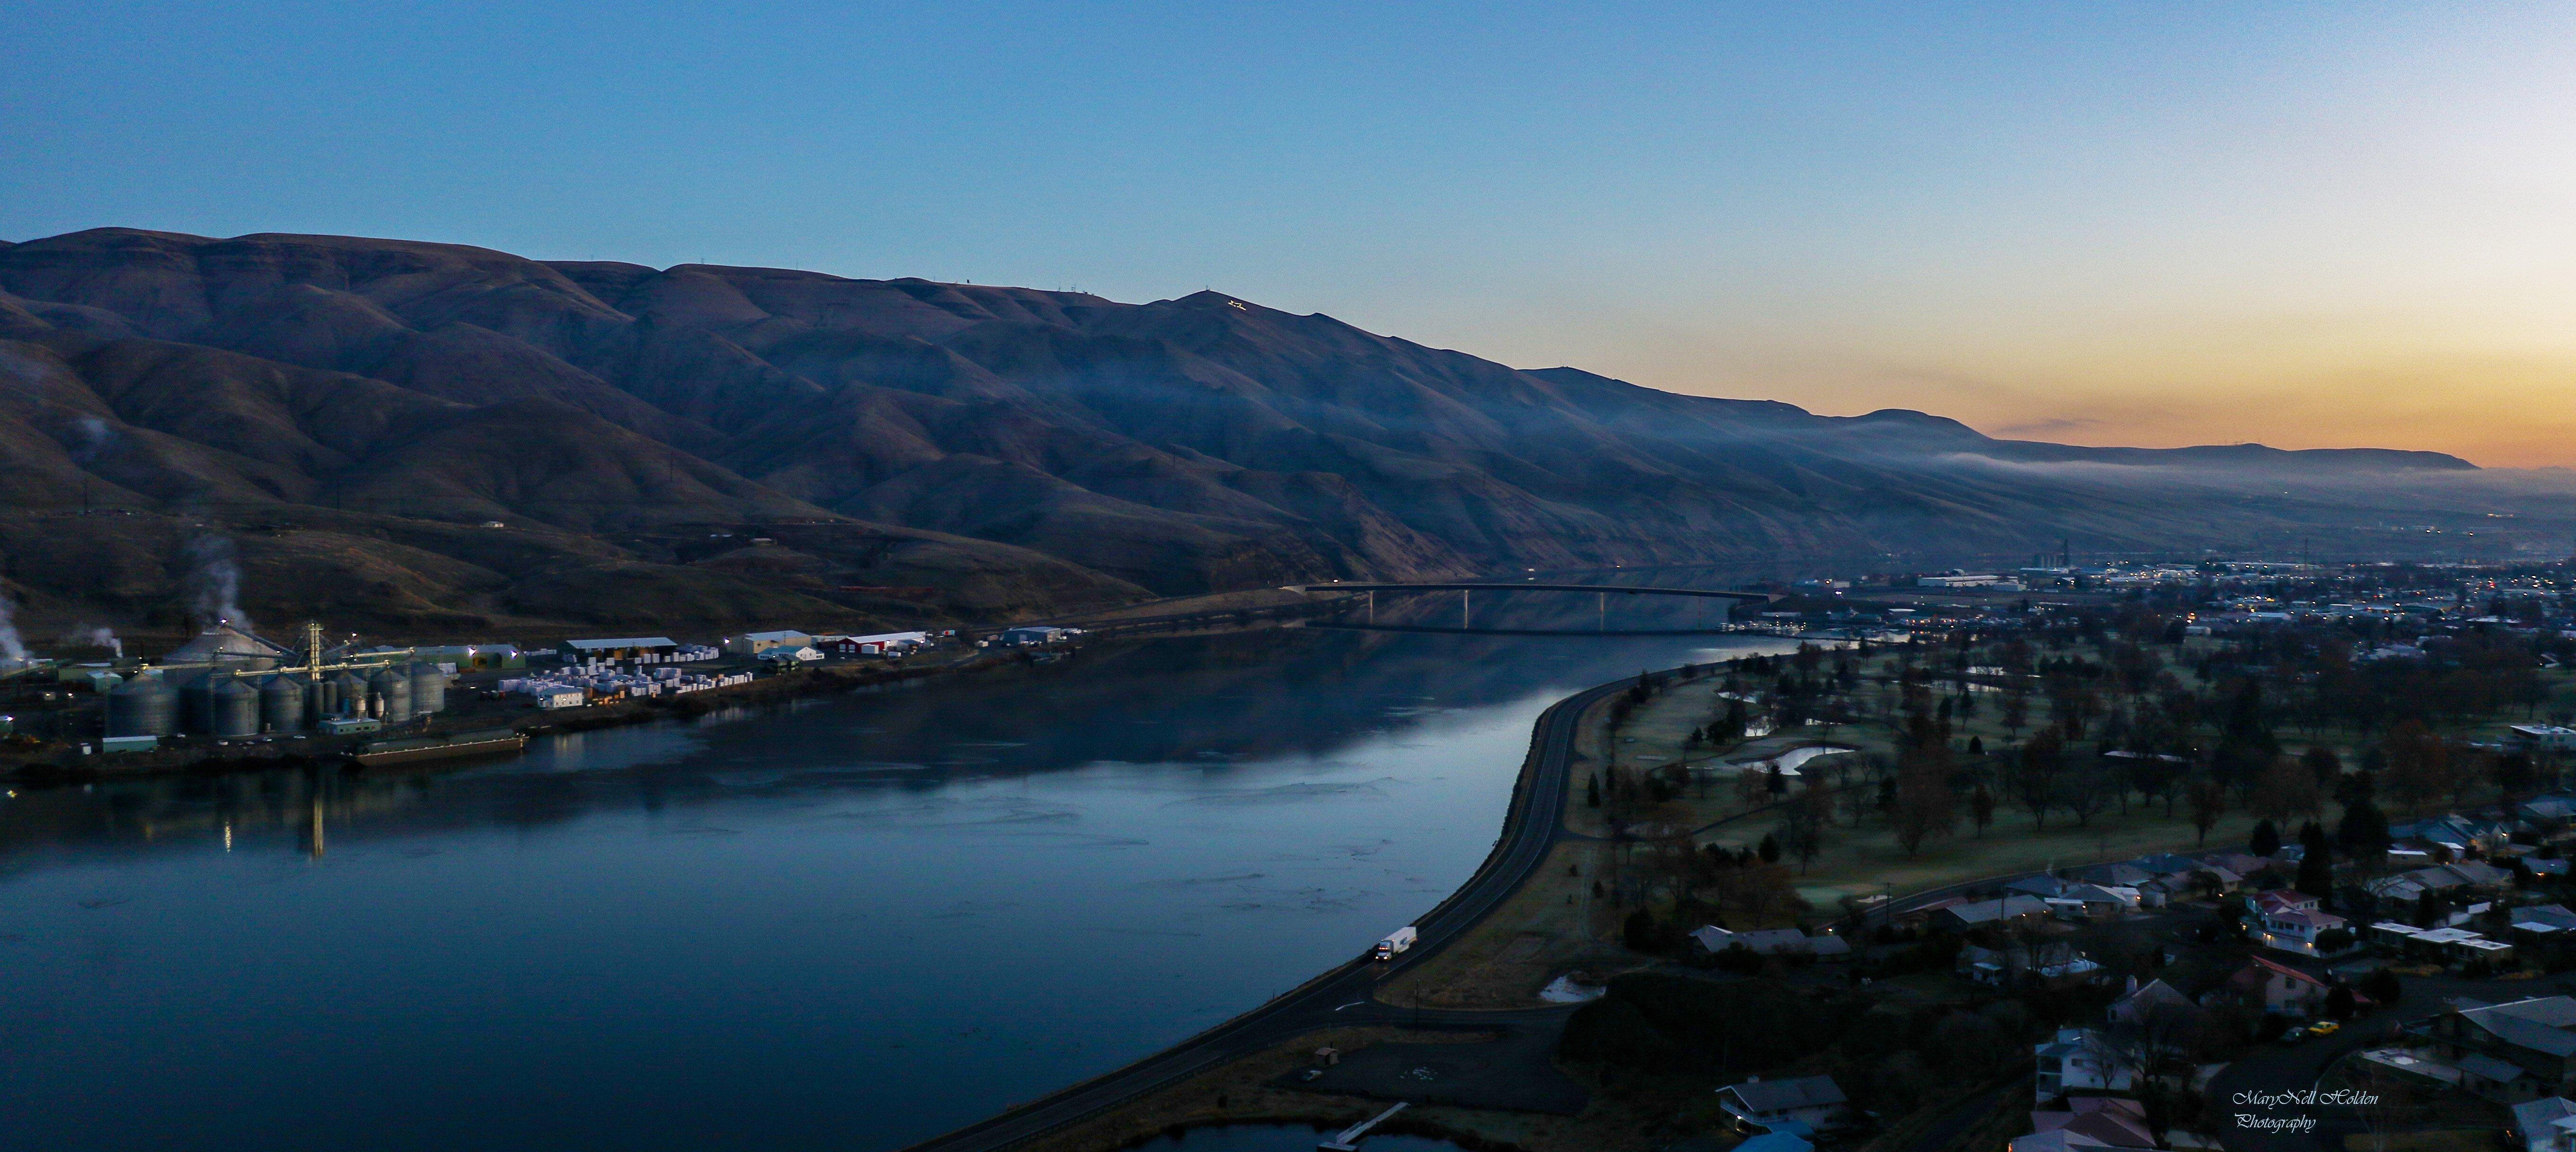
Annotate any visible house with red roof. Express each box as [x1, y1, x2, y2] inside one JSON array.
[[2230, 956, 2333, 1015]]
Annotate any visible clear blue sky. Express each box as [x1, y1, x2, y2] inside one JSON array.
[[8, 2, 2576, 463]]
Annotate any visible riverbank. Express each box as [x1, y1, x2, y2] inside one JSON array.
[[898, 665, 1720, 1152], [2, 590, 1375, 785], [4, 647, 1021, 784]]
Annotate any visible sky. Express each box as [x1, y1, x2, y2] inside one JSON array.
[[6, 2, 2576, 466]]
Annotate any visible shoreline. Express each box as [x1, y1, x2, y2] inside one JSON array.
[[5, 600, 1359, 786], [895, 666, 1657, 1152], [6, 650, 1010, 785]]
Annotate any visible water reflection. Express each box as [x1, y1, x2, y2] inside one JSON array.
[[0, 626, 1789, 1152]]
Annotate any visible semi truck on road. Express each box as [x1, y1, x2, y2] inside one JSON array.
[[1371, 926, 1417, 960]]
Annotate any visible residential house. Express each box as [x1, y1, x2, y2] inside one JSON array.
[[1715, 1075, 1850, 1133], [2034, 1028, 2137, 1101], [1959, 942, 2101, 988], [2412, 927, 2517, 967], [2007, 876, 2072, 900], [2130, 853, 2204, 878], [2228, 956, 2333, 1016], [2371, 921, 2428, 952], [2371, 861, 2515, 906], [1935, 895, 2051, 932], [2107, 977, 2208, 1055], [2016, 1098, 2156, 1151], [2256, 905, 2352, 957], [2249, 889, 2321, 918], [2509, 727, 2576, 753], [2391, 815, 2513, 855], [2427, 996, 2576, 1102], [1689, 926, 1816, 957], [2076, 864, 2157, 890], [2512, 1096, 2576, 1152], [2206, 852, 2278, 882], [2518, 796, 2576, 828], [2515, 906, 2576, 963]]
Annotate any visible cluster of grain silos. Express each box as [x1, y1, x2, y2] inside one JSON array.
[[104, 661, 448, 738]]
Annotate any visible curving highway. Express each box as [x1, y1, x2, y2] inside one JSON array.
[[896, 674, 1635, 1152]]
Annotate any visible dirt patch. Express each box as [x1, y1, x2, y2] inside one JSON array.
[[1014, 1026, 1662, 1152], [1280, 1022, 1589, 1115], [1374, 842, 1627, 1009]]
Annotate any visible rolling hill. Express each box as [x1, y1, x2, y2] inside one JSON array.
[[0, 227, 2559, 641]]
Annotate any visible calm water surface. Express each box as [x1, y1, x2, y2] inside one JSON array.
[[0, 624, 1787, 1151]]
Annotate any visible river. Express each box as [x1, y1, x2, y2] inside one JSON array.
[[0, 614, 1793, 1151]]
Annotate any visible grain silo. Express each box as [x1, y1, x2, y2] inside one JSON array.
[[305, 673, 334, 721], [330, 670, 370, 717], [177, 672, 213, 733], [408, 662, 445, 716], [260, 674, 307, 732], [106, 675, 178, 737], [368, 664, 412, 724], [208, 677, 261, 738]]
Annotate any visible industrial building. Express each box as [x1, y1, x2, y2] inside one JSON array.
[[103, 622, 449, 743], [721, 631, 813, 658], [407, 643, 526, 671], [558, 637, 682, 662], [819, 632, 928, 657]]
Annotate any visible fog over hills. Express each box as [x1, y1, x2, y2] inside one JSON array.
[[0, 228, 2565, 638]]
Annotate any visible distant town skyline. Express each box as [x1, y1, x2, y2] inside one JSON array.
[[8, 2, 2575, 466]]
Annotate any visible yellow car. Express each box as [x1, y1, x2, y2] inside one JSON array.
[[2308, 1021, 2341, 1037]]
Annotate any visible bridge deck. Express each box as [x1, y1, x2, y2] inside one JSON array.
[[1288, 581, 1772, 602]]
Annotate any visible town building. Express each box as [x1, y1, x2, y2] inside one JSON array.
[[721, 631, 813, 658], [1715, 1075, 1850, 1133], [1934, 895, 2051, 932], [2509, 726, 2576, 752], [2034, 1028, 2136, 1101], [2228, 956, 2332, 1016], [2013, 1098, 2155, 1152], [2512, 1096, 2576, 1152], [2254, 903, 2350, 957], [2427, 996, 2576, 1103], [559, 637, 681, 662]]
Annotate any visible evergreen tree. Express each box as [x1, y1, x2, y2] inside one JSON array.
[[1758, 833, 1783, 864], [1622, 906, 1658, 952], [2296, 844, 2333, 900], [2301, 745, 2342, 785], [2250, 819, 2281, 857], [2337, 798, 2392, 856]]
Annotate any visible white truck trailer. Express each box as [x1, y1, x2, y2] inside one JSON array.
[[1371, 926, 1417, 961]]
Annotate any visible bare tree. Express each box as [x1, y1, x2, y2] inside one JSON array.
[[2013, 732, 2065, 830], [2187, 778, 2227, 846]]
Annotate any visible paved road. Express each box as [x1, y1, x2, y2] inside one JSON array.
[[895, 675, 1634, 1152]]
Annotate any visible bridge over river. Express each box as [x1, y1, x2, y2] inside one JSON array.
[[1285, 580, 1779, 634]]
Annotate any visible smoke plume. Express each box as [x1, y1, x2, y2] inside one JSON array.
[[0, 596, 24, 662], [182, 535, 252, 632], [64, 624, 123, 658]]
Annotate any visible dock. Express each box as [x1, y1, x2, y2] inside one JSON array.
[[348, 728, 528, 768]]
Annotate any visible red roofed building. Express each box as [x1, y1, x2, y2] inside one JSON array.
[[2230, 956, 2333, 1015]]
